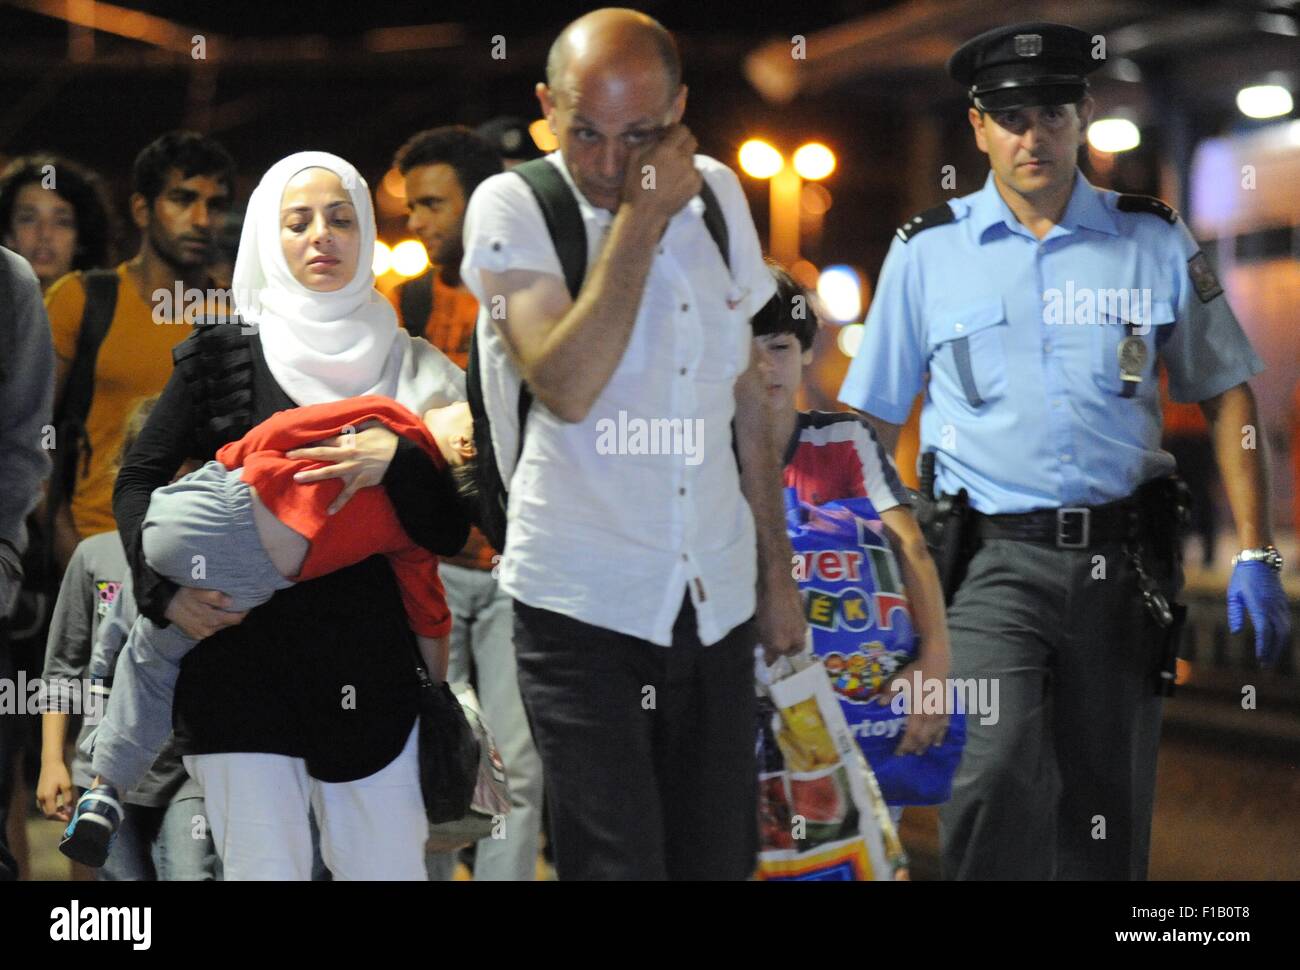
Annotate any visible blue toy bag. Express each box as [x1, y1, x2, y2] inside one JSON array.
[[785, 489, 966, 805]]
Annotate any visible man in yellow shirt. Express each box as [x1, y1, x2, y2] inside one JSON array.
[[45, 131, 234, 568]]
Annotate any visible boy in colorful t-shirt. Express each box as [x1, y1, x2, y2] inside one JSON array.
[[61, 396, 477, 867], [752, 264, 952, 759]]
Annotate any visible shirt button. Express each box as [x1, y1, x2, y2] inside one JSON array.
[[1052, 399, 1063, 409], [1042, 340, 1053, 353], [679, 367, 687, 376], [1060, 453, 1072, 463], [680, 303, 689, 313], [679, 487, 686, 496], [681, 554, 688, 562], [954, 322, 965, 333]]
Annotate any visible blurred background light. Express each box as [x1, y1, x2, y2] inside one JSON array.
[[1236, 84, 1294, 119], [381, 167, 406, 199], [738, 138, 783, 179], [529, 118, 558, 152], [800, 182, 833, 215], [793, 142, 836, 180], [836, 323, 864, 358], [817, 264, 861, 323], [372, 240, 392, 276], [789, 259, 820, 290], [1087, 117, 1142, 153], [390, 239, 429, 277]]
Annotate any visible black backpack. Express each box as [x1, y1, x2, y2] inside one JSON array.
[[13, 269, 118, 623], [398, 268, 436, 340], [466, 158, 731, 554]]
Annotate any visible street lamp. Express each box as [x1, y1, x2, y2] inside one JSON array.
[[738, 138, 837, 265], [793, 143, 836, 180], [738, 139, 783, 179]]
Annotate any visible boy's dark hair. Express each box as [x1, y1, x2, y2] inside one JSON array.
[[0, 153, 118, 271], [450, 459, 482, 530], [393, 126, 504, 199], [132, 130, 235, 207], [751, 261, 819, 351]]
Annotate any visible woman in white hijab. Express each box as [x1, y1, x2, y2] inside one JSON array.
[[114, 152, 466, 880], [234, 150, 464, 498]]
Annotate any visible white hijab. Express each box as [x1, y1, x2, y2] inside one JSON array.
[[232, 151, 464, 411]]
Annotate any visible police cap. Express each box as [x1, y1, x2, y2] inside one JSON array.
[[948, 22, 1103, 112], [475, 116, 544, 162]]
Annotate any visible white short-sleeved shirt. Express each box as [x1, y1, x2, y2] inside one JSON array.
[[461, 151, 776, 646]]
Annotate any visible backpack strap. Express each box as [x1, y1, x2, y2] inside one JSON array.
[[697, 179, 730, 271], [57, 269, 118, 423], [508, 158, 732, 453], [50, 268, 119, 505], [174, 320, 256, 457], [398, 268, 436, 339], [508, 157, 596, 470], [512, 158, 589, 298], [512, 157, 733, 289]]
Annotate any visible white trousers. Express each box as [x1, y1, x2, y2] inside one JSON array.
[[183, 724, 426, 880]]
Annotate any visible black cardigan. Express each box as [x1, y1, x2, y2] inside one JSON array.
[[113, 324, 468, 782]]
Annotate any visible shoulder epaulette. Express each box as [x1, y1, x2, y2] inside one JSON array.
[[896, 202, 956, 243], [1116, 194, 1177, 224]]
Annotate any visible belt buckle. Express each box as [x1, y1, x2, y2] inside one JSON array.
[[1056, 507, 1090, 549]]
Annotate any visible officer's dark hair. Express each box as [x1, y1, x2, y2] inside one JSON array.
[[132, 130, 235, 207], [393, 126, 504, 199], [751, 261, 819, 352], [0, 153, 118, 271]]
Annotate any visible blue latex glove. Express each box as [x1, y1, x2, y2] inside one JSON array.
[[1227, 561, 1292, 666]]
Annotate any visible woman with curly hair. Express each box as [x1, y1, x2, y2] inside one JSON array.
[[0, 153, 117, 291]]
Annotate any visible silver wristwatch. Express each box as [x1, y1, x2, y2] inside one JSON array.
[[1232, 545, 1284, 571]]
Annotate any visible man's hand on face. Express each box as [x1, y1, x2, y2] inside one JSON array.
[[621, 123, 702, 226]]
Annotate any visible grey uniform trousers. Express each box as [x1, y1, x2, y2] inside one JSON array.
[[937, 537, 1179, 880]]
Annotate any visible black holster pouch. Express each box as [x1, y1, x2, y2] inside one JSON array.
[[1134, 476, 1192, 696], [913, 452, 980, 606]]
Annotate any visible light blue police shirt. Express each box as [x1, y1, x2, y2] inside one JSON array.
[[838, 170, 1264, 514]]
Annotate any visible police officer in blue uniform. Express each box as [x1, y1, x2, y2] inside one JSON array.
[[839, 22, 1291, 880]]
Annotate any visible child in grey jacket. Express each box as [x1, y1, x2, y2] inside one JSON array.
[[36, 398, 219, 879]]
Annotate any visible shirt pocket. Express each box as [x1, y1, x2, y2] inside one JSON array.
[[928, 297, 1009, 409], [696, 287, 752, 383], [1092, 298, 1175, 396]]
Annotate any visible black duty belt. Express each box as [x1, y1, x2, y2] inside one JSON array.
[[975, 498, 1141, 549]]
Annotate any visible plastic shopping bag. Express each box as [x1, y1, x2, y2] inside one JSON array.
[[426, 685, 513, 852], [787, 490, 966, 805], [754, 651, 907, 881]]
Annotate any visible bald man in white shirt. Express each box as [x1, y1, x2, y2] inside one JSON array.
[[462, 9, 806, 879]]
